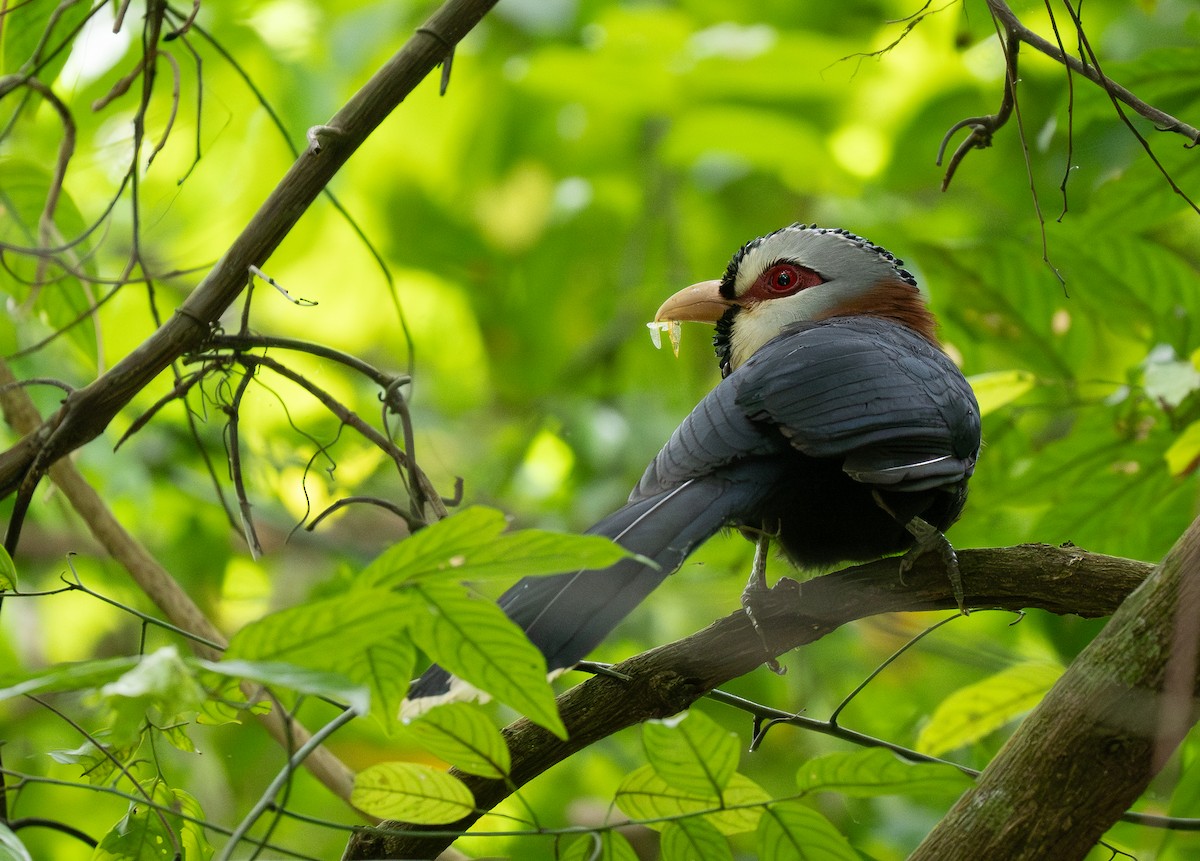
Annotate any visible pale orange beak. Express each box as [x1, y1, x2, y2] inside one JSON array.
[[653, 279, 733, 323]]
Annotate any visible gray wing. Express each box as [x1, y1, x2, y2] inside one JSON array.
[[632, 316, 979, 500]]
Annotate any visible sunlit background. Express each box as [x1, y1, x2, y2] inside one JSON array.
[[2, 0, 1200, 857]]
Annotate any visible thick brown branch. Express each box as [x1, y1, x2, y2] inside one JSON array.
[[0, 0, 499, 547], [343, 544, 1151, 860], [911, 515, 1200, 860]]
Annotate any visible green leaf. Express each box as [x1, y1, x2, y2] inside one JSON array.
[[614, 765, 768, 835], [0, 822, 32, 861], [351, 762, 475, 823], [0, 545, 15, 591], [224, 588, 416, 674], [661, 818, 733, 861], [93, 783, 211, 861], [358, 505, 628, 588], [411, 582, 566, 738], [0, 655, 140, 701], [1165, 419, 1200, 477], [917, 662, 1062, 757], [405, 702, 511, 778], [561, 831, 640, 861], [756, 802, 858, 861], [202, 659, 370, 715], [443, 528, 630, 581], [967, 370, 1036, 416], [95, 647, 207, 747], [1, 0, 96, 80], [795, 748, 972, 799], [643, 709, 740, 796], [359, 506, 509, 587], [0, 159, 99, 362], [341, 637, 417, 735], [194, 672, 263, 726]]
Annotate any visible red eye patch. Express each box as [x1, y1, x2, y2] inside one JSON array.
[[745, 262, 824, 300]]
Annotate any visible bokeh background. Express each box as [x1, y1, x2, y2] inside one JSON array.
[[2, 0, 1200, 857]]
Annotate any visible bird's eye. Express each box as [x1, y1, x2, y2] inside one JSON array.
[[762, 263, 815, 296]]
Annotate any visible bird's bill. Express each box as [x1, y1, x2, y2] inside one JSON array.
[[653, 280, 733, 323]]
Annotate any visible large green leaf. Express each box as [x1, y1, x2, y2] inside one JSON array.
[[660, 818, 733, 861], [1, 0, 96, 80], [0, 655, 141, 701], [202, 659, 370, 714], [351, 762, 475, 824], [405, 701, 511, 778], [756, 802, 858, 861], [358, 505, 629, 588], [643, 709, 740, 797], [0, 158, 100, 362], [0, 546, 15, 591], [614, 765, 769, 835], [561, 831, 640, 861], [224, 588, 417, 673], [917, 662, 1062, 757], [409, 582, 566, 738], [795, 748, 971, 799], [338, 637, 417, 735]]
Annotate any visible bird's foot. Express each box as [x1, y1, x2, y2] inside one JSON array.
[[900, 515, 967, 614], [742, 531, 786, 675]]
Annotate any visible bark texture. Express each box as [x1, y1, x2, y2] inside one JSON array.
[[909, 516, 1200, 859]]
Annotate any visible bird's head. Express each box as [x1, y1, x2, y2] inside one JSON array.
[[654, 224, 938, 376]]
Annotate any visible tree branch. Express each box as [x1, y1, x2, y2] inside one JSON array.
[[985, 0, 1199, 144], [0, 359, 360, 809], [911, 515, 1200, 860], [0, 0, 500, 550], [343, 543, 1152, 860]]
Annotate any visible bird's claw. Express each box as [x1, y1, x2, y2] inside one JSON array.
[[743, 531, 786, 675], [900, 516, 967, 614]]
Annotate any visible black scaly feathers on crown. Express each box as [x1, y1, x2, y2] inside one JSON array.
[[711, 223, 918, 375]]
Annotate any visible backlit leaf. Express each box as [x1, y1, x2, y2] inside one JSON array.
[[358, 505, 628, 587], [406, 701, 511, 778], [410, 582, 566, 738], [615, 765, 768, 835], [225, 588, 416, 675], [967, 370, 1036, 416], [661, 818, 733, 861], [643, 709, 739, 796], [561, 831, 640, 861], [352, 762, 474, 823], [796, 748, 971, 799], [917, 662, 1062, 757], [0, 546, 15, 591], [756, 802, 857, 861]]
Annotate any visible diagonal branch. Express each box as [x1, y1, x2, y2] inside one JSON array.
[[343, 543, 1152, 860], [985, 0, 1199, 145], [911, 514, 1200, 860], [0, 0, 499, 551], [0, 358, 359, 809]]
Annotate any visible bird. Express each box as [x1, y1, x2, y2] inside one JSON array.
[[408, 223, 980, 706]]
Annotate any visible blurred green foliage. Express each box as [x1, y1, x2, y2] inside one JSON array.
[[1, 0, 1199, 858]]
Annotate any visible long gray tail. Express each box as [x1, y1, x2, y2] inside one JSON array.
[[407, 472, 767, 703]]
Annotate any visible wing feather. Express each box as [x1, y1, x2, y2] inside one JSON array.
[[632, 316, 979, 500]]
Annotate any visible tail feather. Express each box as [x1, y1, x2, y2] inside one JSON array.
[[406, 472, 769, 705]]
